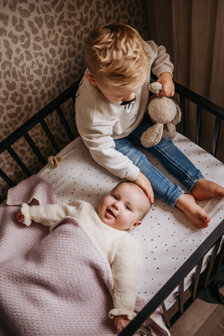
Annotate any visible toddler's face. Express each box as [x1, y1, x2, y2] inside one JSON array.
[[95, 77, 145, 103], [98, 183, 149, 231]]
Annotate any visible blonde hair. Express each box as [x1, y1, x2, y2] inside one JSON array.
[[84, 23, 150, 89]]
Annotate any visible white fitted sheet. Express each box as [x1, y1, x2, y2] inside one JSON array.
[[39, 133, 224, 308]]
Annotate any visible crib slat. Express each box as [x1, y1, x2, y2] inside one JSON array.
[[178, 279, 184, 314], [215, 240, 224, 274], [40, 120, 60, 153], [196, 105, 202, 145], [192, 257, 203, 300], [161, 302, 171, 328], [174, 80, 224, 118], [24, 133, 46, 165], [179, 94, 185, 135], [0, 83, 80, 156], [0, 167, 15, 187], [7, 147, 31, 177], [204, 236, 222, 287], [211, 117, 220, 156], [56, 106, 74, 141]]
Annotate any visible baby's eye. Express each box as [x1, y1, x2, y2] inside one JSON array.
[[125, 205, 132, 211], [112, 194, 118, 200]]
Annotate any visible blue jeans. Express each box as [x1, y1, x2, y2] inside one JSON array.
[[114, 115, 203, 207]]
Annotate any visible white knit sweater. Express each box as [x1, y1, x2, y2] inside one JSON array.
[[21, 200, 142, 320], [75, 40, 174, 181]]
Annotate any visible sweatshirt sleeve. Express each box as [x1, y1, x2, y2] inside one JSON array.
[[75, 85, 140, 181], [144, 40, 174, 78], [108, 236, 142, 320], [77, 121, 140, 181], [21, 203, 78, 231]]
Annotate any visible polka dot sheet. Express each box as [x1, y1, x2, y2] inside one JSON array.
[[39, 133, 224, 309]]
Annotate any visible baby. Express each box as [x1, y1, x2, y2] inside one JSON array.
[[17, 181, 151, 334]]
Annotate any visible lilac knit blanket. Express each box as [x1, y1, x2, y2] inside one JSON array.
[[0, 175, 170, 336]]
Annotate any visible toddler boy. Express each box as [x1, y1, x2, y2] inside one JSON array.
[[75, 23, 224, 229]]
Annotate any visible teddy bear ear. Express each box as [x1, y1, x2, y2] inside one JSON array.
[[149, 82, 162, 94]]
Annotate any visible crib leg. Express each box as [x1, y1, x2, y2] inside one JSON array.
[[215, 240, 224, 274]]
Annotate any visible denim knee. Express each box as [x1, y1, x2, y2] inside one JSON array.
[[150, 138, 204, 192]]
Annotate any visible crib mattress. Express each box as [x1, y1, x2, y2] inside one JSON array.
[[39, 133, 224, 308]]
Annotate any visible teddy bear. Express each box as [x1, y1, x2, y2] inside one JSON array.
[[140, 82, 181, 148]]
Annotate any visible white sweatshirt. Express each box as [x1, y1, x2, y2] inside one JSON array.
[[21, 200, 142, 320], [75, 40, 174, 181]]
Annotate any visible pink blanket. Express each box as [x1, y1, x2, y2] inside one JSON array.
[[0, 176, 170, 336]]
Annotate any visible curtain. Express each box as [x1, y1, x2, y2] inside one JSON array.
[[145, 0, 224, 162]]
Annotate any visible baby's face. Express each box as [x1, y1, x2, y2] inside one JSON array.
[[97, 183, 149, 231]]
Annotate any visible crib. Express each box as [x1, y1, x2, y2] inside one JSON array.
[[0, 78, 224, 336]]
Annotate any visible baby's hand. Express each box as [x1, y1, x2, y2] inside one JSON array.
[[16, 210, 24, 224], [114, 315, 130, 334], [157, 72, 175, 97]]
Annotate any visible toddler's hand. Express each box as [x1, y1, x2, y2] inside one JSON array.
[[16, 210, 24, 223], [114, 315, 130, 334], [134, 172, 154, 204], [157, 72, 175, 97]]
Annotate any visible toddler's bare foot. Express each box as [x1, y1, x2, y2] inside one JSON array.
[[176, 194, 210, 229], [192, 178, 224, 201]]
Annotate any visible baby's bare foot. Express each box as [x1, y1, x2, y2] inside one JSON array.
[[176, 194, 210, 229], [192, 178, 224, 201]]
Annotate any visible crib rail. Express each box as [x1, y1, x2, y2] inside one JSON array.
[[0, 82, 79, 202], [1, 79, 223, 194], [1, 78, 224, 335], [119, 222, 224, 335], [174, 81, 224, 157]]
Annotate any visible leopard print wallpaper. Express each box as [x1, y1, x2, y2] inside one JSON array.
[[0, 0, 149, 199]]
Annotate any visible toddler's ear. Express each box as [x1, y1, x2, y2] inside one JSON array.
[[85, 73, 97, 86]]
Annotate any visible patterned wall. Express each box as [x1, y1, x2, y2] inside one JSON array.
[[0, 0, 149, 199]]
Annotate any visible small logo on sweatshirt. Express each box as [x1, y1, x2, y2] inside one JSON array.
[[120, 98, 136, 113]]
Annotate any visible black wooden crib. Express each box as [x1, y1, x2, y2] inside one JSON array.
[[0, 79, 224, 336]]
